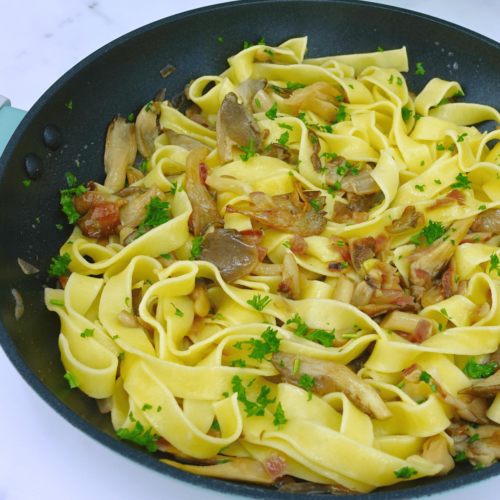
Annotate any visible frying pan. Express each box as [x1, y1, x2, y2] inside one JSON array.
[[1, 0, 500, 498]]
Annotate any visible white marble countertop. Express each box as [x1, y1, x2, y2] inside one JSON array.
[[2, 1, 500, 499]]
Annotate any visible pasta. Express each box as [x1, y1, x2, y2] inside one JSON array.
[[45, 36, 500, 493]]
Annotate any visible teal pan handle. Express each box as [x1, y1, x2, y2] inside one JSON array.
[[0, 95, 27, 157]]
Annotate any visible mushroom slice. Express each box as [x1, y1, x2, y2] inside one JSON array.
[[185, 147, 224, 236], [118, 184, 165, 230], [408, 217, 474, 298], [237, 78, 267, 111], [467, 437, 500, 467], [216, 92, 262, 163], [341, 167, 380, 196], [226, 188, 327, 237], [104, 116, 137, 192], [421, 435, 455, 475], [72, 190, 128, 215], [459, 371, 500, 398], [161, 458, 274, 484], [271, 352, 392, 420], [164, 128, 212, 151], [199, 228, 259, 282], [277, 253, 301, 300], [385, 206, 424, 234], [471, 208, 500, 233], [136, 88, 166, 159]]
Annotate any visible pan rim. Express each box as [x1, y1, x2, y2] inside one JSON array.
[[1, 0, 500, 498]]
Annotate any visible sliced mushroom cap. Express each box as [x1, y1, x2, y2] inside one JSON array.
[[136, 89, 165, 159], [471, 208, 500, 233], [104, 116, 137, 192], [286, 82, 341, 121], [199, 228, 258, 282], [459, 371, 500, 398], [164, 128, 212, 151], [341, 167, 380, 196], [185, 147, 224, 236], [271, 352, 392, 420], [118, 184, 166, 230], [237, 78, 267, 110], [72, 190, 128, 215], [467, 436, 500, 467], [385, 206, 424, 234], [216, 92, 262, 163], [421, 435, 455, 475]]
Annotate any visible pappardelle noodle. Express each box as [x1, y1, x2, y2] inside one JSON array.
[[45, 37, 500, 493]]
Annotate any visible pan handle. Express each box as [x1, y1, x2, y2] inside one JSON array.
[[0, 95, 27, 157]]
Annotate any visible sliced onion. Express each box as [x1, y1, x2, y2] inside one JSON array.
[[159, 64, 175, 78], [118, 310, 138, 328], [12, 288, 24, 320], [97, 397, 113, 414], [17, 258, 39, 275]]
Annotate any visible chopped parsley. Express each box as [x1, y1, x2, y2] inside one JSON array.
[[211, 420, 220, 432], [230, 359, 247, 367], [127, 113, 135, 122], [286, 81, 307, 90], [264, 49, 274, 57], [171, 303, 184, 317], [119, 352, 125, 360], [277, 131, 289, 147], [450, 173, 472, 190], [298, 374, 316, 401], [463, 357, 499, 378], [145, 102, 153, 112], [437, 144, 445, 151], [333, 104, 349, 123], [434, 179, 442, 185], [457, 133, 468, 142], [490, 254, 500, 276], [410, 220, 446, 247], [137, 197, 170, 235], [395, 467, 418, 478], [473, 464, 484, 470], [48, 253, 71, 278], [254, 98, 261, 108], [231, 376, 276, 417], [239, 138, 258, 161], [116, 420, 158, 451], [397, 77, 403, 86], [160, 253, 171, 260], [479, 205, 486, 210], [414, 114, 422, 120], [283, 241, 291, 248], [66, 101, 73, 111], [415, 62, 425, 75], [157, 406, 162, 412], [60, 184, 86, 224], [378, 46, 384, 52], [310, 199, 321, 212], [63, 371, 79, 388], [419, 371, 437, 392], [247, 294, 272, 311], [142, 404, 153, 411], [265, 102, 278, 120], [273, 402, 288, 429], [243, 37, 266, 50], [278, 123, 293, 131], [293, 359, 301, 373], [56, 224, 63, 230], [415, 184, 425, 192], [140, 159, 148, 173], [454, 451, 467, 461], [233, 327, 280, 363], [218, 37, 223, 43], [125, 297, 130, 307], [421, 161, 425, 166], [22, 180, 31, 187], [286, 313, 335, 347], [470, 433, 480, 444], [80, 328, 94, 338], [190, 235, 204, 261], [49, 299, 65, 306], [388, 75, 394, 84], [401, 108, 413, 121], [170, 181, 183, 194]]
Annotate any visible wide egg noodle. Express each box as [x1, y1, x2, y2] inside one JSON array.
[[43, 37, 500, 491]]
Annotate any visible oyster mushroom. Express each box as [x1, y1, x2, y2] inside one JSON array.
[[216, 92, 261, 163], [272, 352, 392, 420], [104, 116, 137, 192], [136, 88, 166, 159]]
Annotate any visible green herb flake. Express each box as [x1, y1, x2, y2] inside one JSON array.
[[298, 374, 316, 401], [457, 133, 468, 142], [402, 108, 413, 121], [293, 358, 301, 374], [140, 160, 149, 173], [388, 75, 394, 84], [218, 37, 223, 43], [415, 62, 425, 75], [142, 404, 153, 411], [60, 184, 86, 224], [48, 253, 71, 278], [145, 102, 153, 112], [231, 376, 276, 417], [119, 352, 125, 360], [116, 420, 158, 452], [255, 98, 261, 108], [397, 77, 403, 86], [22, 180, 31, 187], [451, 173, 472, 190], [333, 104, 349, 124], [394, 467, 418, 479], [49, 299, 65, 307], [80, 328, 94, 338], [283, 241, 291, 248], [273, 402, 288, 429], [470, 433, 480, 444], [479, 205, 486, 210], [378, 46, 384, 52], [137, 197, 170, 235], [247, 294, 272, 311], [171, 303, 184, 317], [310, 199, 321, 212], [230, 359, 247, 368], [127, 113, 135, 122], [265, 102, 278, 120], [490, 253, 500, 276], [277, 131, 289, 147], [463, 356, 499, 378], [66, 101, 73, 111], [56, 224, 63, 229], [63, 371, 79, 388], [157, 406, 162, 412], [415, 184, 425, 192], [239, 137, 258, 161], [190, 235, 204, 260]]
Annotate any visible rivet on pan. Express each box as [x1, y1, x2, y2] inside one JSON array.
[[23, 153, 43, 180], [43, 124, 62, 151]]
